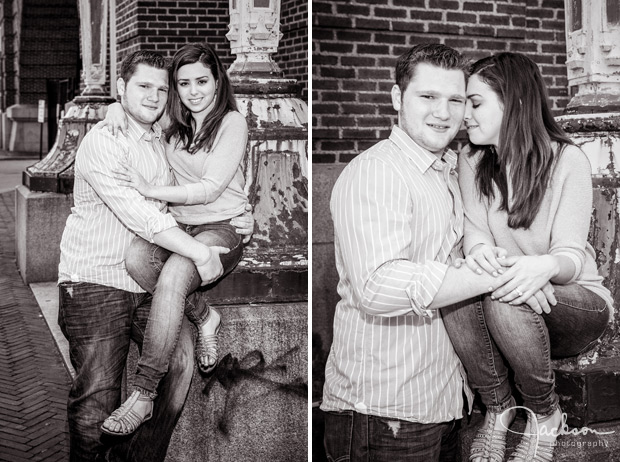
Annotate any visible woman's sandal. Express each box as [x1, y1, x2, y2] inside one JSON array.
[[507, 405, 561, 462], [101, 390, 154, 436], [196, 308, 221, 374], [470, 397, 516, 462]]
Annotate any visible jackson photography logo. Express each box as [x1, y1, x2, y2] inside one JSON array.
[[501, 406, 615, 456]]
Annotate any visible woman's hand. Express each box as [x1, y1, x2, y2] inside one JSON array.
[[112, 163, 152, 197], [521, 282, 557, 315], [464, 244, 508, 277], [101, 102, 128, 137], [230, 203, 254, 244], [491, 255, 560, 306]]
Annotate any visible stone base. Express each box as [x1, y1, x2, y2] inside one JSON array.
[[127, 301, 308, 462], [553, 340, 620, 427], [15, 185, 72, 284]]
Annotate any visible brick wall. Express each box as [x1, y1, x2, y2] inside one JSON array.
[[17, 0, 80, 105], [275, 0, 308, 98], [1, 1, 17, 109], [116, 0, 308, 99], [312, 0, 569, 164]]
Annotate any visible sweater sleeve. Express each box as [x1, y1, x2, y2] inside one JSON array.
[[548, 146, 593, 282], [458, 149, 496, 255]]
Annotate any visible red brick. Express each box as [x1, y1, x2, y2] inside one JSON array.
[[374, 7, 408, 19], [375, 33, 408, 45], [334, 3, 371, 15], [392, 21, 425, 33], [409, 9, 444, 21], [447, 12, 478, 23], [339, 153, 360, 163], [355, 18, 390, 30], [463, 2, 494, 12], [320, 67, 356, 79]]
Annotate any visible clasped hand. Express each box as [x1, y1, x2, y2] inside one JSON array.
[[455, 244, 558, 314]]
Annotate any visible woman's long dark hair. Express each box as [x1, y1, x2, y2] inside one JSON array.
[[469, 52, 573, 229], [165, 43, 237, 153]]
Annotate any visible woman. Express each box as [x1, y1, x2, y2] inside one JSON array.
[[100, 43, 250, 435], [442, 52, 613, 461]]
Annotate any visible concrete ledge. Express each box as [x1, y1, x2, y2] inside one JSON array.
[[15, 185, 72, 283], [129, 301, 308, 462], [32, 283, 308, 461], [6, 104, 48, 153]]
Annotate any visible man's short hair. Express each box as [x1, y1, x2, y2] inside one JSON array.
[[119, 50, 167, 83], [395, 43, 468, 92]]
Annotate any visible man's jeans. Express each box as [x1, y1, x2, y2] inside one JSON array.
[[323, 410, 459, 462], [442, 283, 609, 416], [58, 282, 194, 462], [125, 221, 243, 395]]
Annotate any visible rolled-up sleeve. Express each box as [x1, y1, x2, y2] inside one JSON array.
[[182, 112, 248, 205], [77, 129, 178, 242], [331, 157, 448, 317], [458, 151, 496, 254]]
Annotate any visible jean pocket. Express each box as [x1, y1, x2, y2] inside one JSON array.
[[323, 411, 353, 462]]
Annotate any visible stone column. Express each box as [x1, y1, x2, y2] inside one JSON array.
[[16, 0, 115, 283], [553, 0, 620, 427], [147, 2, 308, 461]]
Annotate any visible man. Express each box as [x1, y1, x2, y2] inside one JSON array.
[[58, 50, 250, 461], [321, 44, 553, 461]]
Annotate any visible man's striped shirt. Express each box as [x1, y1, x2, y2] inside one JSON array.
[[321, 125, 472, 423], [59, 116, 177, 292]]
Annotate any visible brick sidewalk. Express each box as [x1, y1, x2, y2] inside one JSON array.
[[0, 191, 71, 462]]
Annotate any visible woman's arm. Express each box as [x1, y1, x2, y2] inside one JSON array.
[[489, 146, 592, 304], [100, 102, 171, 136], [114, 112, 248, 205], [100, 102, 128, 136], [181, 112, 248, 205]]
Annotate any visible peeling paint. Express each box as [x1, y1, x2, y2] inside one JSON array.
[[578, 351, 599, 367]]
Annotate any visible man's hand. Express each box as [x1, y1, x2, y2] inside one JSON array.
[[193, 246, 230, 286], [230, 203, 254, 244]]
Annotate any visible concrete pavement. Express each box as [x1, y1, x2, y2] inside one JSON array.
[[0, 157, 39, 194], [0, 189, 71, 462]]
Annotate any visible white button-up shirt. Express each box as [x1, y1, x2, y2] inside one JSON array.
[[59, 116, 177, 292], [321, 125, 472, 423]]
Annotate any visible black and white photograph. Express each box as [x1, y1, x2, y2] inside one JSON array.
[[0, 0, 308, 460], [312, 1, 620, 461]]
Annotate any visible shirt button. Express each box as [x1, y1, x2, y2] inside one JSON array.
[[354, 402, 367, 412]]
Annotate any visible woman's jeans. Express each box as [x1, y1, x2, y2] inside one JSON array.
[[58, 282, 194, 462], [126, 221, 244, 395], [323, 410, 459, 462], [442, 283, 609, 416]]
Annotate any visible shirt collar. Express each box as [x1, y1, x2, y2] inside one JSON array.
[[389, 125, 457, 173], [125, 115, 162, 142]]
